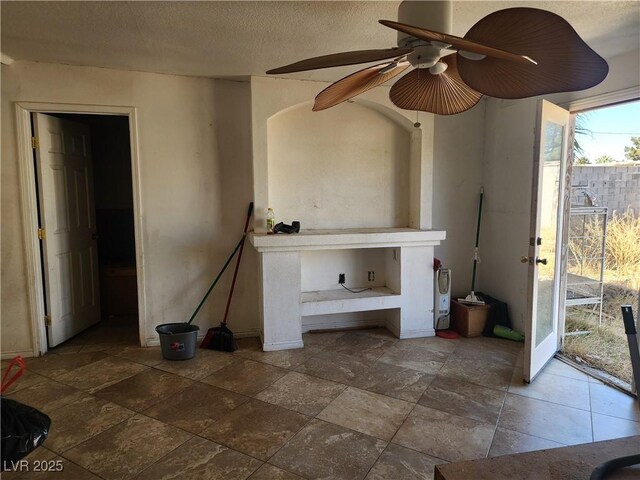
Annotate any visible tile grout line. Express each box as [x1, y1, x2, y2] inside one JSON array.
[[486, 363, 519, 458], [57, 453, 111, 480], [505, 388, 593, 413], [128, 425, 262, 480], [360, 438, 391, 480], [385, 439, 452, 465], [253, 415, 316, 479], [589, 380, 595, 442], [54, 412, 138, 468]]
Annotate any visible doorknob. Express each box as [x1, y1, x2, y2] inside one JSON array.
[[536, 257, 548, 265]]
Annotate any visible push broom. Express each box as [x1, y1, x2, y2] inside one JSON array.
[[201, 202, 253, 352], [459, 187, 486, 305]]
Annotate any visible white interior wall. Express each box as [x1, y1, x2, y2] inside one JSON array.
[[301, 249, 388, 292], [432, 103, 487, 297], [268, 102, 411, 229], [251, 76, 435, 233], [0, 61, 258, 356], [211, 79, 261, 342], [479, 97, 539, 334]]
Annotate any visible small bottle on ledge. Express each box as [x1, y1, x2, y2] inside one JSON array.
[[266, 208, 275, 234]]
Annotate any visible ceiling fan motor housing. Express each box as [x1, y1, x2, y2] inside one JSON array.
[[407, 45, 446, 69], [396, 0, 453, 45]]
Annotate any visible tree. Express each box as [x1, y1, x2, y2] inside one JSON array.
[[575, 156, 591, 165], [595, 155, 615, 164], [574, 112, 592, 157], [624, 136, 640, 162]]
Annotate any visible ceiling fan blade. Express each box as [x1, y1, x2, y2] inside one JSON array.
[[266, 47, 412, 74], [379, 20, 534, 65], [457, 8, 609, 99], [313, 60, 411, 111], [389, 54, 482, 115]]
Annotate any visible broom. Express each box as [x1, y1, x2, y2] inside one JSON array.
[[201, 202, 253, 352]]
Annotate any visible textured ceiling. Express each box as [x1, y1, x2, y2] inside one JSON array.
[[2, 1, 639, 82]]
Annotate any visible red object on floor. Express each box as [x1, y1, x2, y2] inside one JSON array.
[[436, 329, 459, 339]]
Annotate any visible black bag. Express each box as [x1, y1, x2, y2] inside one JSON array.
[[1, 397, 51, 469]]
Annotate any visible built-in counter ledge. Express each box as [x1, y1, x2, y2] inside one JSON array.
[[249, 227, 446, 252]]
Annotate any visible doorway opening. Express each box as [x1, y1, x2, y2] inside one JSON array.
[[560, 99, 640, 391], [33, 113, 140, 351]]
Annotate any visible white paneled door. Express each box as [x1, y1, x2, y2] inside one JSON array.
[[524, 100, 571, 382], [33, 113, 100, 347]]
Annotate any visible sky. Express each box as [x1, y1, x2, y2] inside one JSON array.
[[576, 100, 640, 163]]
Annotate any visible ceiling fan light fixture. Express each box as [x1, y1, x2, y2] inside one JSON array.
[[429, 61, 448, 75], [408, 45, 442, 69], [458, 50, 486, 61]]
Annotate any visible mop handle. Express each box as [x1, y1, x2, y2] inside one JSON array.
[[187, 236, 244, 325], [474, 187, 484, 248], [471, 187, 484, 292], [222, 202, 254, 326]]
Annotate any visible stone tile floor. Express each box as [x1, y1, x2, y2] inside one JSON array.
[[3, 320, 639, 479]]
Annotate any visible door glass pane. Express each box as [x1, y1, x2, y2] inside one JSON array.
[[536, 121, 564, 346]]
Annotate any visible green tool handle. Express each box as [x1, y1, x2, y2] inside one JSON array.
[[471, 259, 478, 292], [474, 188, 484, 249], [187, 236, 244, 325], [471, 187, 484, 292]]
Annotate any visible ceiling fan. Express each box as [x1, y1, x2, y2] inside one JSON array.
[[266, 2, 608, 115]]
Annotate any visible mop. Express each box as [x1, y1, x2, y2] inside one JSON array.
[[458, 187, 486, 306]]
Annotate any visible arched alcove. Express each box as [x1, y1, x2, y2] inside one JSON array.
[[267, 101, 411, 229]]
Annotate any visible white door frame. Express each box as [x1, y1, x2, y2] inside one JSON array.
[[15, 102, 146, 355]]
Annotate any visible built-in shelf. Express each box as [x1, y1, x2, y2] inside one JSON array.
[[250, 228, 446, 252], [251, 226, 446, 350], [301, 287, 401, 316]]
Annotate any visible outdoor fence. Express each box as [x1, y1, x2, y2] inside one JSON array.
[[572, 165, 640, 216]]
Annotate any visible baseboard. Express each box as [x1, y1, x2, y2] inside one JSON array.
[[262, 339, 305, 351], [1, 350, 35, 360], [145, 328, 261, 348], [233, 329, 262, 339]]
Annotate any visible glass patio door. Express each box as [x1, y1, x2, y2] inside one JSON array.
[[523, 100, 571, 383]]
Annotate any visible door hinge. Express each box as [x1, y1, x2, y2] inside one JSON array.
[[31, 136, 40, 149], [44, 315, 51, 327], [38, 227, 46, 240]]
